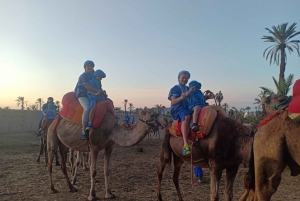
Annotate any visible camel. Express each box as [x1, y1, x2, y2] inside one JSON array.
[[36, 118, 60, 167], [240, 94, 300, 201], [47, 108, 166, 200], [69, 149, 90, 185], [156, 115, 255, 201]]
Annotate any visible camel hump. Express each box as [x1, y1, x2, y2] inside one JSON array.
[[60, 91, 116, 127], [168, 105, 225, 140], [61, 92, 83, 124], [289, 79, 300, 123]]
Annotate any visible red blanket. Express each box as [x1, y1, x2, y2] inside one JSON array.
[[168, 106, 223, 140], [289, 79, 300, 113], [60, 92, 115, 128]]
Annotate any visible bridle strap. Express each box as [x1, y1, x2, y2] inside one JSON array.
[[139, 118, 163, 128], [265, 96, 292, 110]]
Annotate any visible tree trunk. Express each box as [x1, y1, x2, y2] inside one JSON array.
[[279, 47, 286, 81]]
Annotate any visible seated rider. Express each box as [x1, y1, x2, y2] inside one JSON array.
[[168, 70, 195, 156], [85, 69, 108, 130], [188, 80, 206, 132], [131, 116, 136, 125], [40, 101, 58, 132], [123, 113, 131, 126]]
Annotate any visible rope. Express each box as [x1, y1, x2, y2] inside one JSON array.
[[190, 144, 194, 187]]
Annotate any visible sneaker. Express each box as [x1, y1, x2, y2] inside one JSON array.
[[191, 123, 199, 132], [36, 132, 41, 137], [81, 130, 87, 140], [85, 122, 93, 131], [38, 128, 42, 132], [183, 145, 191, 156]]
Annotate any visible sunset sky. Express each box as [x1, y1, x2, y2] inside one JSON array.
[[1, 1, 299, 111]]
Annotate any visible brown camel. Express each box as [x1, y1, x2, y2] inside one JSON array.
[[47, 108, 165, 200], [240, 94, 300, 201], [156, 115, 255, 201], [36, 118, 60, 167]]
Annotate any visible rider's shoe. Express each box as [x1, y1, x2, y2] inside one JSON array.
[[81, 130, 87, 140], [36, 132, 41, 137], [191, 123, 199, 132], [85, 122, 93, 131], [183, 145, 191, 156]]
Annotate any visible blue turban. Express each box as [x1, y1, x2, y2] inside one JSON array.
[[84, 60, 95, 68], [178, 70, 190, 79], [93, 69, 106, 78], [189, 80, 202, 89]]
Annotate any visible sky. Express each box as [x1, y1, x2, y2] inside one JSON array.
[[0, 0, 300, 111]]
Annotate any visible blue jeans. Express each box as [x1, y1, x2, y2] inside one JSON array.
[[78, 97, 90, 127]]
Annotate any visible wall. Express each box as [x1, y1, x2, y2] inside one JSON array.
[[0, 109, 41, 134], [0, 109, 140, 134]]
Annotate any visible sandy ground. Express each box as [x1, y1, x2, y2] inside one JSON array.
[[1, 132, 300, 201]]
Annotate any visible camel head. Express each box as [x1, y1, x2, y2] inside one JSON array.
[[262, 94, 292, 115], [242, 123, 257, 137], [138, 108, 167, 129]]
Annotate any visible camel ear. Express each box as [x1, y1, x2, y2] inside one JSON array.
[[139, 108, 146, 115], [262, 96, 270, 104], [276, 95, 288, 102]]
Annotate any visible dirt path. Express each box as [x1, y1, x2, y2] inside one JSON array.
[[0, 132, 299, 201]]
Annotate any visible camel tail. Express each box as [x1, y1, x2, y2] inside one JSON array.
[[161, 134, 172, 165], [244, 144, 255, 191]]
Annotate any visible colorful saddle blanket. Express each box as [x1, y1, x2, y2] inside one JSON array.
[[288, 79, 300, 123], [60, 92, 116, 128], [168, 105, 227, 140]]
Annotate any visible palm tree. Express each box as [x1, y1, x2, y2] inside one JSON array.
[[271, 74, 294, 95], [259, 74, 294, 96], [35, 98, 44, 110], [28, 104, 38, 110], [245, 106, 251, 114], [262, 22, 300, 81], [222, 103, 229, 112], [215, 91, 223, 106], [128, 103, 134, 114], [161, 105, 166, 115], [55, 100, 61, 111], [123, 99, 128, 114], [15, 96, 28, 110]]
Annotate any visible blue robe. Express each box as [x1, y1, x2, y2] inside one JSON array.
[[168, 85, 193, 121]]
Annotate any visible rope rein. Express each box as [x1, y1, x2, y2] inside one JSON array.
[[264, 96, 292, 110]]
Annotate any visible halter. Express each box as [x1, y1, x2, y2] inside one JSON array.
[[139, 117, 163, 128], [264, 96, 292, 110]]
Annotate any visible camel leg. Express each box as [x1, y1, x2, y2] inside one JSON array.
[[82, 152, 88, 170], [173, 152, 184, 201], [157, 133, 173, 200], [44, 138, 48, 167], [104, 145, 115, 199], [37, 137, 43, 163], [156, 147, 170, 201], [71, 151, 81, 185], [88, 150, 99, 201], [55, 149, 60, 166], [224, 164, 239, 201], [69, 149, 74, 173], [210, 166, 222, 201], [255, 155, 285, 200], [47, 131, 59, 193], [58, 141, 78, 193], [253, 133, 286, 201]]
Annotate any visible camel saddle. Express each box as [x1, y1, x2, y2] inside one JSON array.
[[288, 79, 300, 123], [41, 118, 54, 130], [60, 91, 116, 128], [168, 105, 227, 141]]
